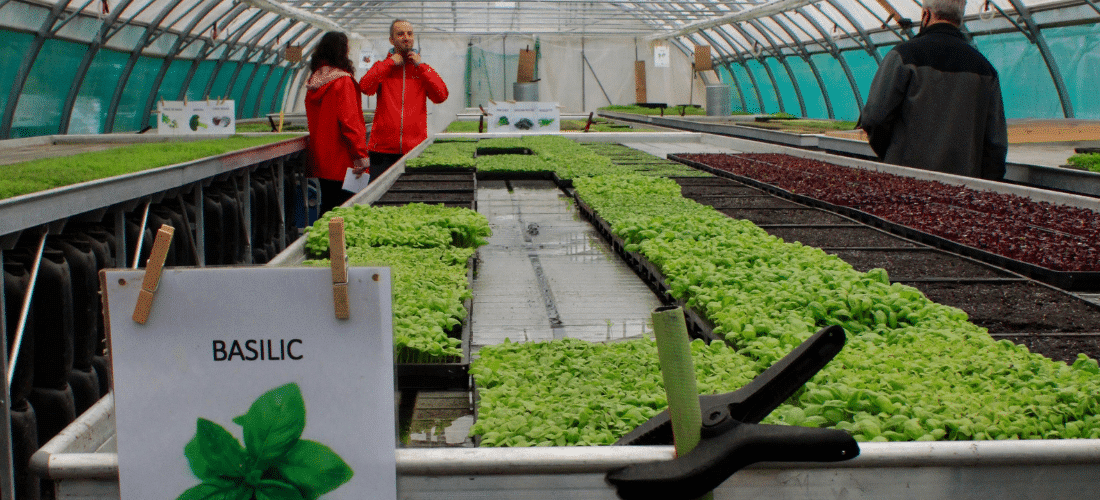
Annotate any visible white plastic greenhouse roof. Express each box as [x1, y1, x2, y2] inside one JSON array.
[[18, 0, 1099, 50], [0, 0, 1096, 139]]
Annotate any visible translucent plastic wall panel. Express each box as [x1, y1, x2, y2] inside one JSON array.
[[0, 2, 47, 31], [842, 49, 877, 121], [1043, 24, 1100, 120], [764, 58, 799, 116], [0, 30, 34, 121], [729, 62, 762, 113], [715, 65, 742, 113], [786, 57, 827, 119], [261, 66, 289, 116], [71, 49, 129, 134], [11, 39, 86, 138], [745, 59, 779, 114], [185, 61, 218, 101], [973, 32, 1061, 119], [157, 59, 194, 103], [209, 62, 239, 101], [230, 62, 258, 118], [246, 65, 271, 118], [810, 53, 859, 121], [467, 46, 518, 106], [114, 56, 164, 132]]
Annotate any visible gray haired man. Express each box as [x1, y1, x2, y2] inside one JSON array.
[[860, 0, 1008, 180]]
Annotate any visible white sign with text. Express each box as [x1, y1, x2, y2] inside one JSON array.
[[486, 101, 560, 133], [157, 100, 236, 135], [105, 266, 395, 500]]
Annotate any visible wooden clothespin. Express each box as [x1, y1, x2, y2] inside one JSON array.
[[132, 224, 175, 324], [329, 217, 350, 320]]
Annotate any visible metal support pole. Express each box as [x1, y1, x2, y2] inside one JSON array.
[[241, 171, 254, 265], [276, 159, 287, 250], [113, 211, 127, 268], [7, 231, 46, 386], [194, 184, 206, 267], [582, 55, 614, 107], [1004, 0, 1075, 118], [132, 200, 152, 269], [581, 37, 586, 111], [0, 249, 14, 500]]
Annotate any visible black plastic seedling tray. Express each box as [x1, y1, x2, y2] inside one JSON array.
[[572, 194, 719, 343], [670, 154, 1100, 292]]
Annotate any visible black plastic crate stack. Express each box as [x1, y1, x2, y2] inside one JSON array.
[[2, 165, 297, 499]]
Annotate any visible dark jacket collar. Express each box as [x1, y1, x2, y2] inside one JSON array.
[[917, 22, 965, 39]]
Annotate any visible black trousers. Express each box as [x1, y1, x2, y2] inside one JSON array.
[[368, 151, 403, 182]]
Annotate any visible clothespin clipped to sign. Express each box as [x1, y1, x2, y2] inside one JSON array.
[[329, 217, 350, 320], [132, 224, 175, 324]]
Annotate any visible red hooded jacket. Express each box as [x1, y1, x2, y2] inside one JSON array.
[[304, 66, 370, 181], [358, 57, 448, 155]]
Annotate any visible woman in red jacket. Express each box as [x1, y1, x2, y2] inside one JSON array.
[[304, 31, 370, 215], [355, 20, 448, 180]]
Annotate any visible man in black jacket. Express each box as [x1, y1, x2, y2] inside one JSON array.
[[860, 0, 1008, 180]]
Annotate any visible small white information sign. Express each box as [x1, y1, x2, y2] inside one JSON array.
[[654, 45, 670, 68], [157, 100, 236, 135], [105, 266, 395, 500], [486, 101, 560, 133]]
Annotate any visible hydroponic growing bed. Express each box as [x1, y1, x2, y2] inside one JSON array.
[[673, 153, 1100, 291]]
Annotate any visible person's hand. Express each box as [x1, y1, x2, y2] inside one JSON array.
[[352, 157, 370, 179], [389, 52, 404, 65], [406, 51, 421, 66]]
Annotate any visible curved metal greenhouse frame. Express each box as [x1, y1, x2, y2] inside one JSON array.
[[0, 0, 1097, 139]]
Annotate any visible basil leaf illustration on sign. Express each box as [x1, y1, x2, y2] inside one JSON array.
[[232, 383, 306, 465], [178, 383, 353, 500], [184, 418, 249, 480], [279, 440, 355, 498]]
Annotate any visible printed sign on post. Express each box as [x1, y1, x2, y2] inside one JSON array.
[[104, 266, 396, 500], [157, 100, 236, 135], [654, 45, 670, 68], [486, 101, 560, 133]]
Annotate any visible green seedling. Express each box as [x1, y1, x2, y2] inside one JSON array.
[[179, 383, 353, 500]]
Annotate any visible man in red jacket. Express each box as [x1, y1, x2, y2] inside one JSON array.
[[354, 19, 449, 180]]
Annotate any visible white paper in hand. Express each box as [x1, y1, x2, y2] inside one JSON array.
[[342, 167, 371, 193]]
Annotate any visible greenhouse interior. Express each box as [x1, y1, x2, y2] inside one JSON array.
[[2, 0, 1100, 498]]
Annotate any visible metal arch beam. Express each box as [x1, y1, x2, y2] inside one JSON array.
[[702, 28, 752, 112], [721, 61, 751, 112], [721, 22, 786, 113], [851, 0, 910, 43], [221, 16, 285, 117], [252, 23, 311, 117], [237, 21, 300, 119], [172, 4, 253, 109], [1003, 0, 1075, 117], [0, 0, 68, 139], [57, 0, 138, 134], [775, 12, 837, 118], [202, 9, 268, 102], [748, 18, 808, 116], [811, 3, 874, 56], [798, 6, 866, 112], [137, 0, 229, 130], [696, 29, 766, 113], [103, 0, 208, 133], [825, 0, 883, 63]]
